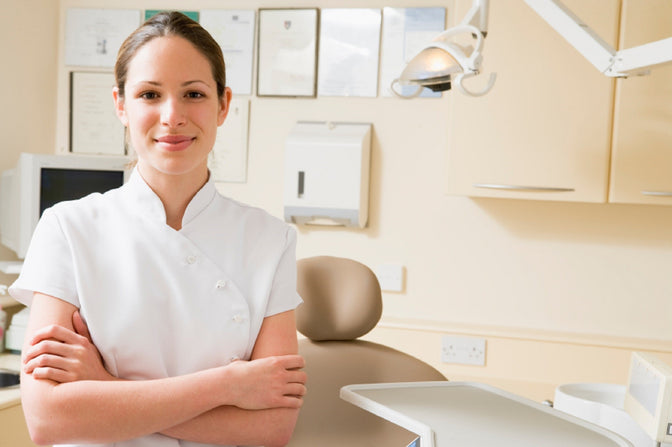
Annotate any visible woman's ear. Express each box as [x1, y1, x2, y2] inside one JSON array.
[[112, 87, 129, 127], [217, 87, 233, 126]]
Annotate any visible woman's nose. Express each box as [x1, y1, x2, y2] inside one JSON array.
[[160, 97, 186, 127]]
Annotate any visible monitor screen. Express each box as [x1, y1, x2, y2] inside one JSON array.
[[39, 168, 124, 216], [0, 153, 130, 260]]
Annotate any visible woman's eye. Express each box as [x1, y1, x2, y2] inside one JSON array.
[[187, 91, 205, 99], [140, 91, 158, 100]]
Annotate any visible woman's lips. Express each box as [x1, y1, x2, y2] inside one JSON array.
[[155, 135, 195, 152]]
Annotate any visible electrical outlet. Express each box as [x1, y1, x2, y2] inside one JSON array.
[[441, 335, 486, 366], [374, 264, 405, 292]]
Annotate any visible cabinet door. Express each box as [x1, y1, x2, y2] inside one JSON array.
[[0, 403, 40, 447], [609, 0, 672, 204], [446, 0, 619, 202]]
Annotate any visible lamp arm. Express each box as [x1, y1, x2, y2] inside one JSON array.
[[612, 38, 672, 75], [433, 25, 484, 51], [459, 0, 490, 36], [525, 0, 672, 77], [431, 25, 485, 71], [524, 0, 615, 73], [455, 72, 497, 97], [389, 80, 424, 99]]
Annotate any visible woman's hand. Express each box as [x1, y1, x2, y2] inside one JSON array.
[[23, 311, 113, 383], [224, 355, 307, 410]]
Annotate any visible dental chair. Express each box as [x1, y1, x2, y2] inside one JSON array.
[[290, 256, 447, 447]]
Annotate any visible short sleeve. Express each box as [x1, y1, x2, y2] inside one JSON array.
[[9, 208, 80, 308], [265, 226, 303, 317]]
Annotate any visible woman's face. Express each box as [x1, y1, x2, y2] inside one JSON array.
[[113, 35, 230, 183]]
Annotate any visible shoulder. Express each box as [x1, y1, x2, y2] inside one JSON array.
[[214, 193, 293, 237], [46, 187, 125, 226]]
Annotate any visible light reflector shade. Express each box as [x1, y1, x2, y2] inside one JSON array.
[[398, 46, 463, 86]]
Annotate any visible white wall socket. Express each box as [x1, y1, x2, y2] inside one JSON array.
[[374, 264, 405, 292], [441, 335, 487, 366]]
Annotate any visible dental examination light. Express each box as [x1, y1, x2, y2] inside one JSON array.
[[525, 0, 672, 78], [392, 0, 496, 98], [394, 0, 672, 98]]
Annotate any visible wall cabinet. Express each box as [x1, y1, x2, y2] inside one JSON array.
[[608, 0, 672, 205], [447, 0, 672, 205], [447, 0, 619, 203]]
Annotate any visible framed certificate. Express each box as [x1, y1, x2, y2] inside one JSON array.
[[208, 98, 250, 183], [257, 8, 319, 97], [318, 8, 382, 97], [200, 10, 256, 96], [65, 8, 141, 67], [70, 71, 125, 155]]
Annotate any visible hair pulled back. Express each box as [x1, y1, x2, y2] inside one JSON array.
[[115, 11, 226, 99]]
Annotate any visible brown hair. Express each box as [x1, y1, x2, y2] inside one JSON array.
[[115, 11, 226, 99]]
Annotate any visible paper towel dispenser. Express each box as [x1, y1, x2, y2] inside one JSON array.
[[284, 121, 371, 228]]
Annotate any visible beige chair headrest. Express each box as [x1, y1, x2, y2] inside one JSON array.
[[296, 256, 383, 341]]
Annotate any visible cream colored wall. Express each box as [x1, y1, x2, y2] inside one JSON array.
[[0, 1, 59, 289], [215, 1, 672, 400], [4, 0, 671, 401]]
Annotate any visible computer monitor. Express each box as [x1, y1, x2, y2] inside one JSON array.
[[0, 152, 131, 259], [624, 351, 672, 444]]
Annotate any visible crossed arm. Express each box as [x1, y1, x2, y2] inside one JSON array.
[[20, 292, 307, 446]]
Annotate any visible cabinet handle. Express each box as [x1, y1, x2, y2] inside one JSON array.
[[473, 183, 575, 192], [641, 190, 672, 197]]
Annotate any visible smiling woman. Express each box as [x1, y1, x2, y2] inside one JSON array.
[[114, 35, 230, 197], [10, 11, 306, 447]]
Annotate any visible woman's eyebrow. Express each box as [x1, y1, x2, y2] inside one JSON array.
[[131, 80, 212, 87], [182, 79, 213, 88], [129, 80, 161, 88]]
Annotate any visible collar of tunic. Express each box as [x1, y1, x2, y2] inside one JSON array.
[[124, 167, 217, 229]]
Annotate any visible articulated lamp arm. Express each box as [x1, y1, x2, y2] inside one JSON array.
[[525, 0, 672, 77], [395, 0, 672, 98]]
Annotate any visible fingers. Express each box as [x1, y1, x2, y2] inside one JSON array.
[[278, 394, 305, 409], [24, 352, 72, 375], [24, 339, 72, 364], [23, 338, 86, 374], [280, 377, 307, 408], [267, 355, 307, 393], [72, 311, 92, 341], [278, 359, 307, 407], [31, 365, 76, 383], [24, 325, 87, 367], [268, 382, 306, 409], [23, 322, 101, 384], [226, 355, 307, 410], [284, 382, 307, 398], [286, 369, 307, 386], [279, 354, 305, 371], [30, 323, 85, 346]]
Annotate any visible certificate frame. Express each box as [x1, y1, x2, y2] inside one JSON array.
[[318, 8, 382, 97], [69, 71, 126, 155], [64, 8, 141, 68], [208, 98, 250, 183], [200, 9, 256, 96], [257, 8, 319, 97]]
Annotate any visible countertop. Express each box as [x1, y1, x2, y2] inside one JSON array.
[[0, 353, 21, 410]]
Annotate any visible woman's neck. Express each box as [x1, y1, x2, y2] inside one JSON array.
[[137, 164, 209, 231]]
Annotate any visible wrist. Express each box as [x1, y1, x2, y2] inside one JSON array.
[[202, 366, 234, 408]]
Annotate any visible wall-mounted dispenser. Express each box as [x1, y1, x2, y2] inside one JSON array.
[[284, 121, 372, 228]]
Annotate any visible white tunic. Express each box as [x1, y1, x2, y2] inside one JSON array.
[[10, 169, 303, 447]]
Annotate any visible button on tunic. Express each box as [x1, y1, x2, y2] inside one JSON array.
[[10, 169, 302, 447]]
